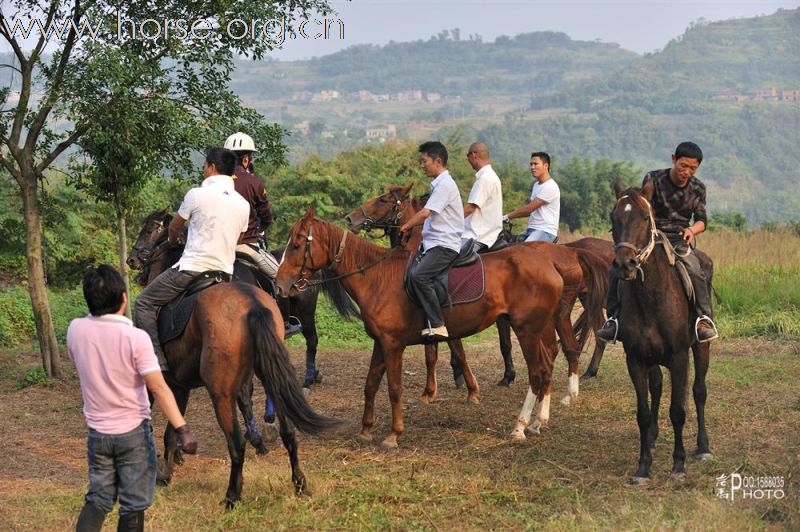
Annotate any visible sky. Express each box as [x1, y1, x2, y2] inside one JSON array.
[[269, 0, 799, 60]]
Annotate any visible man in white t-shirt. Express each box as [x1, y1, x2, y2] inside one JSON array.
[[503, 151, 560, 242], [134, 147, 250, 371], [462, 142, 503, 253]]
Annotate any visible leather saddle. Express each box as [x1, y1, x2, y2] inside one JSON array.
[[157, 270, 231, 345], [404, 238, 485, 308]]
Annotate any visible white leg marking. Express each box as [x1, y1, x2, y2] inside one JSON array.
[[529, 393, 551, 434], [512, 386, 536, 440], [561, 373, 580, 405]]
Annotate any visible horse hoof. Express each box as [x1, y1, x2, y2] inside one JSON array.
[[466, 394, 480, 405], [525, 425, 541, 436], [224, 498, 238, 510], [381, 438, 399, 450], [496, 376, 514, 387], [580, 372, 596, 380], [670, 472, 687, 482], [302, 386, 311, 398], [629, 476, 649, 486], [694, 452, 715, 461], [560, 395, 572, 406], [418, 394, 435, 405], [454, 374, 466, 389], [355, 432, 373, 443], [254, 444, 269, 456], [511, 430, 526, 442]]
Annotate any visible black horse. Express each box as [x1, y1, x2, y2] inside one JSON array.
[[610, 178, 713, 484]]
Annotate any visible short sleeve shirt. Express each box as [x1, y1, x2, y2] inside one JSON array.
[[527, 178, 560, 236], [422, 170, 464, 252], [177, 174, 250, 274], [67, 314, 160, 434], [642, 169, 708, 235], [464, 164, 503, 247]]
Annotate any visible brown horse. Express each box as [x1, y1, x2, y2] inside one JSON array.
[[276, 208, 606, 447], [127, 213, 339, 507], [344, 185, 614, 404], [610, 178, 712, 484]]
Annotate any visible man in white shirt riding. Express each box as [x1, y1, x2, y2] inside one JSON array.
[[463, 142, 503, 253], [503, 152, 560, 242]]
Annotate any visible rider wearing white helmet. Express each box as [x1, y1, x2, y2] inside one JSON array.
[[225, 132, 301, 336]]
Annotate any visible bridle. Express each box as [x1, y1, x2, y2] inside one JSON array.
[[612, 193, 658, 278], [132, 218, 169, 266], [291, 218, 401, 292], [359, 189, 409, 237]]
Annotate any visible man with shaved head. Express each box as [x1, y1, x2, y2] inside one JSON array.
[[463, 142, 503, 253]]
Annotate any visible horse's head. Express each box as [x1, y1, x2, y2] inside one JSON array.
[[127, 209, 172, 270], [276, 206, 337, 297], [610, 177, 657, 280], [344, 184, 413, 234]]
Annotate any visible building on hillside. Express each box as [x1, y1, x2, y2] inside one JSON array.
[[754, 87, 779, 101], [364, 124, 397, 142], [426, 92, 442, 103], [781, 89, 800, 101]]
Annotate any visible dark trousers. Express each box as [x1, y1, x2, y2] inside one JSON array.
[[408, 245, 458, 328], [606, 241, 713, 319]]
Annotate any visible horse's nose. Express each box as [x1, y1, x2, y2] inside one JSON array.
[[344, 215, 353, 227], [127, 256, 137, 268], [614, 255, 637, 271]]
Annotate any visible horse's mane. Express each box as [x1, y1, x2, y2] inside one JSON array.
[[411, 192, 430, 210]]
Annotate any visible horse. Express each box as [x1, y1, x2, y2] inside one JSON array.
[[128, 210, 360, 392], [276, 207, 606, 447], [610, 177, 712, 484], [127, 212, 341, 507], [344, 185, 614, 399]]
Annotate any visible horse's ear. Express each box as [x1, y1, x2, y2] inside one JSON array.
[[400, 183, 413, 197], [162, 207, 170, 214], [613, 177, 626, 198], [641, 179, 655, 202], [304, 205, 315, 219]]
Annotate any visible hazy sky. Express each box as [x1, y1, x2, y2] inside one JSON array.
[[270, 0, 799, 60]]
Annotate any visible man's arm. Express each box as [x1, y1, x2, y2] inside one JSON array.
[[400, 207, 432, 234], [464, 203, 478, 218], [255, 182, 273, 231], [168, 215, 186, 245], [505, 198, 546, 221], [144, 371, 198, 453]]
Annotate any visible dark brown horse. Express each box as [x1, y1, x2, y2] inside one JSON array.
[[610, 178, 712, 484], [276, 208, 606, 447], [344, 185, 614, 403], [127, 213, 339, 507]]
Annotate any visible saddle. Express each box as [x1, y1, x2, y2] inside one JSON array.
[[656, 231, 695, 303], [157, 270, 231, 345], [403, 239, 485, 308]]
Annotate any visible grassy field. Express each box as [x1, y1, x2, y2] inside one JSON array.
[[1, 336, 798, 530]]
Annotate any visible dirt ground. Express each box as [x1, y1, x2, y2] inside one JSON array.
[[1, 336, 798, 530]]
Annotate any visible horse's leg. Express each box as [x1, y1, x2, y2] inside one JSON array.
[[555, 309, 582, 406], [692, 342, 713, 459], [211, 391, 246, 509], [420, 342, 439, 404], [448, 341, 466, 389], [158, 385, 189, 484], [626, 354, 653, 484], [382, 344, 407, 449], [581, 339, 607, 379], [668, 355, 689, 477], [512, 331, 553, 438], [449, 338, 479, 404], [359, 341, 386, 442], [496, 315, 516, 386], [300, 295, 321, 389], [647, 366, 662, 449], [275, 412, 308, 495], [238, 378, 267, 455], [511, 386, 537, 441]]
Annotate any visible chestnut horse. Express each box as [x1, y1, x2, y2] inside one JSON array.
[[276, 208, 606, 447], [127, 213, 339, 507], [344, 185, 614, 401], [610, 178, 712, 483]]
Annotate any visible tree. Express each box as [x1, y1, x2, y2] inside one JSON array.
[[0, 0, 329, 376]]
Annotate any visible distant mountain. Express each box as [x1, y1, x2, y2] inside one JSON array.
[[231, 30, 638, 98]]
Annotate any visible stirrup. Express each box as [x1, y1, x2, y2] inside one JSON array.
[[597, 317, 619, 344], [284, 316, 302, 338], [695, 315, 719, 343]]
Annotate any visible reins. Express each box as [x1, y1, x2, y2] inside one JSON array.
[[613, 194, 658, 280]]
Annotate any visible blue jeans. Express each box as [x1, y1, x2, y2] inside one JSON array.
[[85, 419, 157, 515], [523, 228, 558, 242]]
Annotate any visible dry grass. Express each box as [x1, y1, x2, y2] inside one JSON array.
[[1, 336, 798, 531]]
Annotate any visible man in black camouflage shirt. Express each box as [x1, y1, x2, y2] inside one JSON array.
[[597, 141, 719, 343]]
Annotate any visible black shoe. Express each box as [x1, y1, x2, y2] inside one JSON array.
[[117, 510, 144, 532], [696, 316, 719, 343], [284, 316, 302, 338], [76, 502, 106, 532], [596, 317, 618, 344]]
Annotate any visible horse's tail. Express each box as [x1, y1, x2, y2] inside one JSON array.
[[574, 248, 610, 349], [319, 267, 361, 321], [247, 306, 341, 435]]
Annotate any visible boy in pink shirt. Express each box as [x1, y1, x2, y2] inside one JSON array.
[[68, 265, 198, 532]]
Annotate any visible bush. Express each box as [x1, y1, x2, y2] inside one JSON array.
[[0, 286, 86, 347], [17, 366, 49, 389]]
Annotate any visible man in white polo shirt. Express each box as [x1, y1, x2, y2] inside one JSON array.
[[400, 141, 464, 339], [503, 151, 560, 242], [134, 147, 250, 371], [463, 142, 503, 253]]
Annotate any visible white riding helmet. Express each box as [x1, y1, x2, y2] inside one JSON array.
[[224, 132, 257, 153]]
